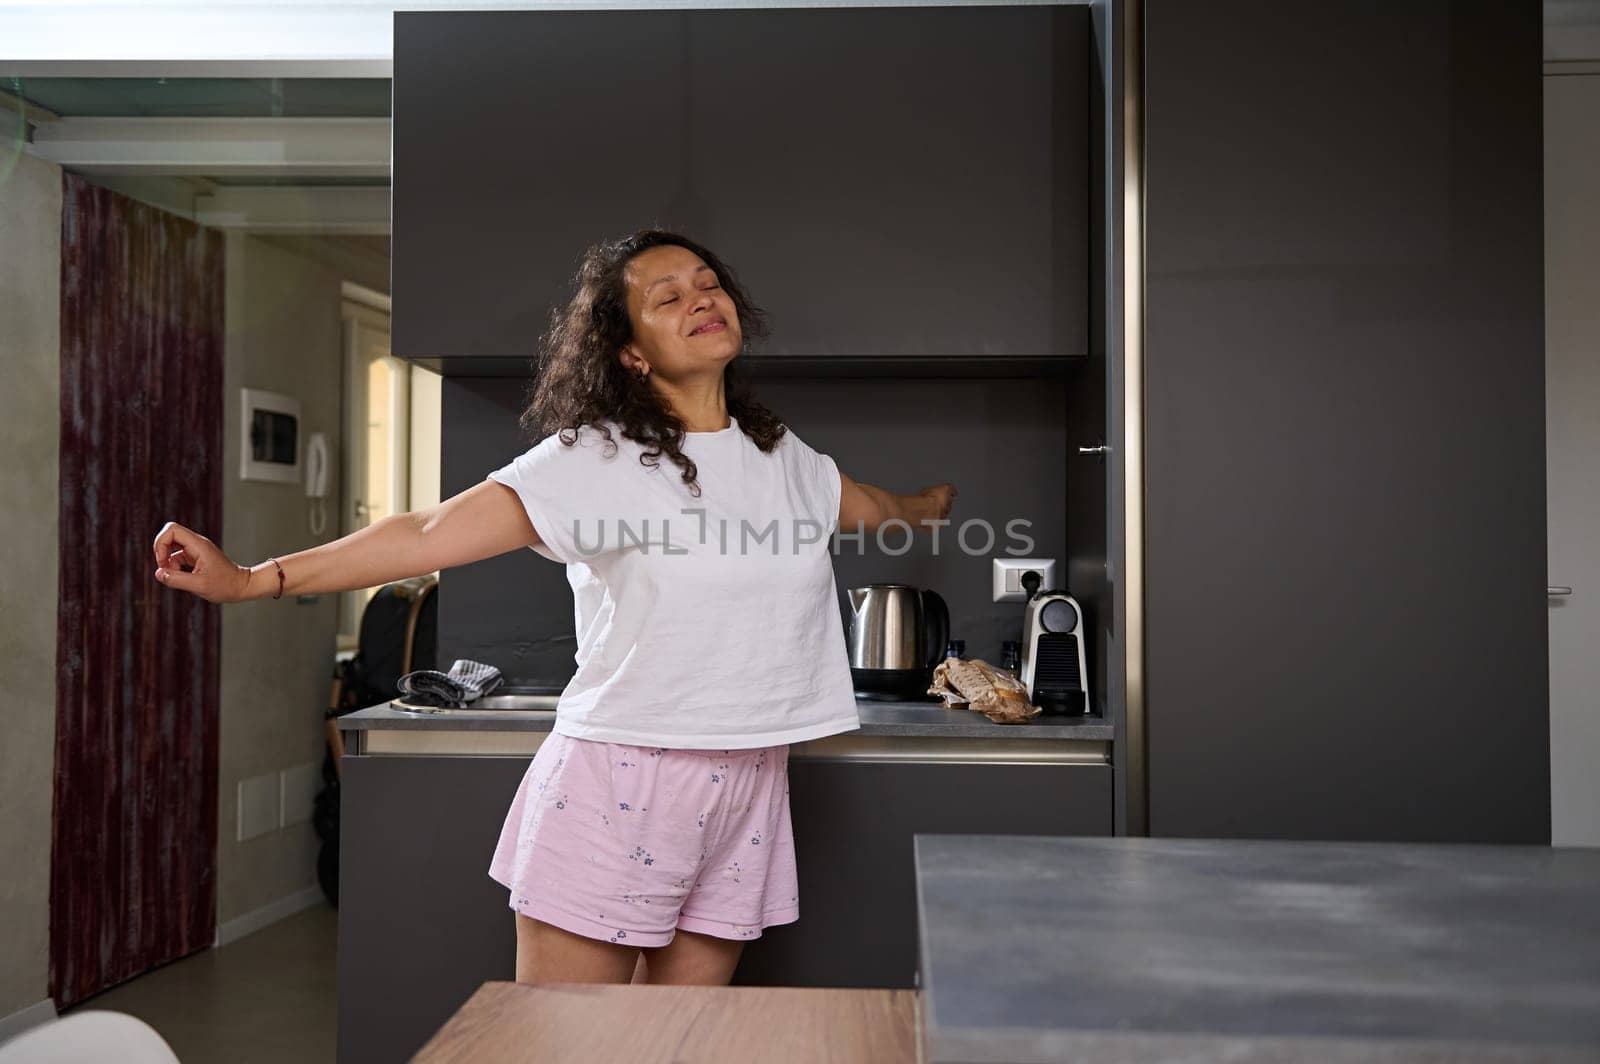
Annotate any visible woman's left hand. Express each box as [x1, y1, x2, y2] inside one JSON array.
[[918, 483, 958, 522]]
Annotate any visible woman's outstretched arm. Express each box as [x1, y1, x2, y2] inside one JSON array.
[[153, 479, 542, 604], [837, 469, 956, 535]]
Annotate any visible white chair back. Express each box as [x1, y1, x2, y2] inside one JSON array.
[[0, 1011, 180, 1064]]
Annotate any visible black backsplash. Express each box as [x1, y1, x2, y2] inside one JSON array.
[[438, 374, 1071, 688]]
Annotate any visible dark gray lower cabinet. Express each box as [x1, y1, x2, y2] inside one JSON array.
[[336, 755, 526, 1064], [336, 750, 1111, 1063], [733, 758, 1113, 990]]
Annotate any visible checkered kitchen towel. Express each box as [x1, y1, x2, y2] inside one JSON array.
[[395, 659, 505, 707]]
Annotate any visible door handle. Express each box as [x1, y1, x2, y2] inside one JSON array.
[[1548, 586, 1573, 596]]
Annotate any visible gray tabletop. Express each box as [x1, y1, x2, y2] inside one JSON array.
[[914, 835, 1600, 1063]]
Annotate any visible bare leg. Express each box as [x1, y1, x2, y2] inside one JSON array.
[[640, 927, 746, 985], [514, 913, 641, 985]]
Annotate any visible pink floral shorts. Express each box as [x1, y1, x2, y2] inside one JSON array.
[[487, 729, 799, 947]]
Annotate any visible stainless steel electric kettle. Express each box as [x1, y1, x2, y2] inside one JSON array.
[[845, 584, 950, 700]]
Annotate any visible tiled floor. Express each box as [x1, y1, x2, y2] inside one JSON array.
[[60, 903, 337, 1064]]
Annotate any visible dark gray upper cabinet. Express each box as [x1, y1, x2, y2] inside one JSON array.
[[392, 7, 1089, 363]]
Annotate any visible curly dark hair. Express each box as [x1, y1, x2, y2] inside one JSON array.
[[517, 228, 790, 498]]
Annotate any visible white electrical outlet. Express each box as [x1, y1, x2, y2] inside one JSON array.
[[237, 773, 281, 842], [992, 557, 1058, 602], [279, 761, 318, 827]]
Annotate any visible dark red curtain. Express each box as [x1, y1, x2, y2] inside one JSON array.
[[52, 172, 225, 1008]]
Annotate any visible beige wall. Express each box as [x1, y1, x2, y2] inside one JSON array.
[[216, 231, 350, 922], [1, 158, 385, 1021], [0, 150, 63, 1021]]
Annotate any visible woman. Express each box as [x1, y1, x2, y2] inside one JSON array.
[[151, 229, 957, 988]]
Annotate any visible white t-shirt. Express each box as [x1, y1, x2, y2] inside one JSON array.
[[486, 414, 862, 749]]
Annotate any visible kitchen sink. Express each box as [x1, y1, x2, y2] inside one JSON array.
[[388, 692, 561, 715]]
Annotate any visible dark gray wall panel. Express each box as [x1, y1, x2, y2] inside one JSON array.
[[1143, 0, 1548, 842], [392, 6, 1088, 358], [1064, 0, 1112, 718], [1089, 0, 1134, 833]]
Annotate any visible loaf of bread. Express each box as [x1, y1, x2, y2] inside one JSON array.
[[927, 656, 1040, 724]]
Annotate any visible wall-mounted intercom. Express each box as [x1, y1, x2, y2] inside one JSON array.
[[306, 431, 330, 535], [305, 432, 330, 499], [241, 389, 331, 537]]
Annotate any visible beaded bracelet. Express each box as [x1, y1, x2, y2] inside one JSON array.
[[267, 556, 285, 600]]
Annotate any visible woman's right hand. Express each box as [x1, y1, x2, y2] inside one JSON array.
[[152, 521, 251, 604]]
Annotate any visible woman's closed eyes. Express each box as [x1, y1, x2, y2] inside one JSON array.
[[660, 284, 719, 306]]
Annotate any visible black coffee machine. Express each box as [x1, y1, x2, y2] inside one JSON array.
[[1019, 572, 1090, 715]]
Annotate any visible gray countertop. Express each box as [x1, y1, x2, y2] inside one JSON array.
[[335, 696, 1113, 741], [914, 835, 1600, 1063]]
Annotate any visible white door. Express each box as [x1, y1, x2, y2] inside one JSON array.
[[1544, 73, 1600, 848], [339, 301, 410, 645]]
